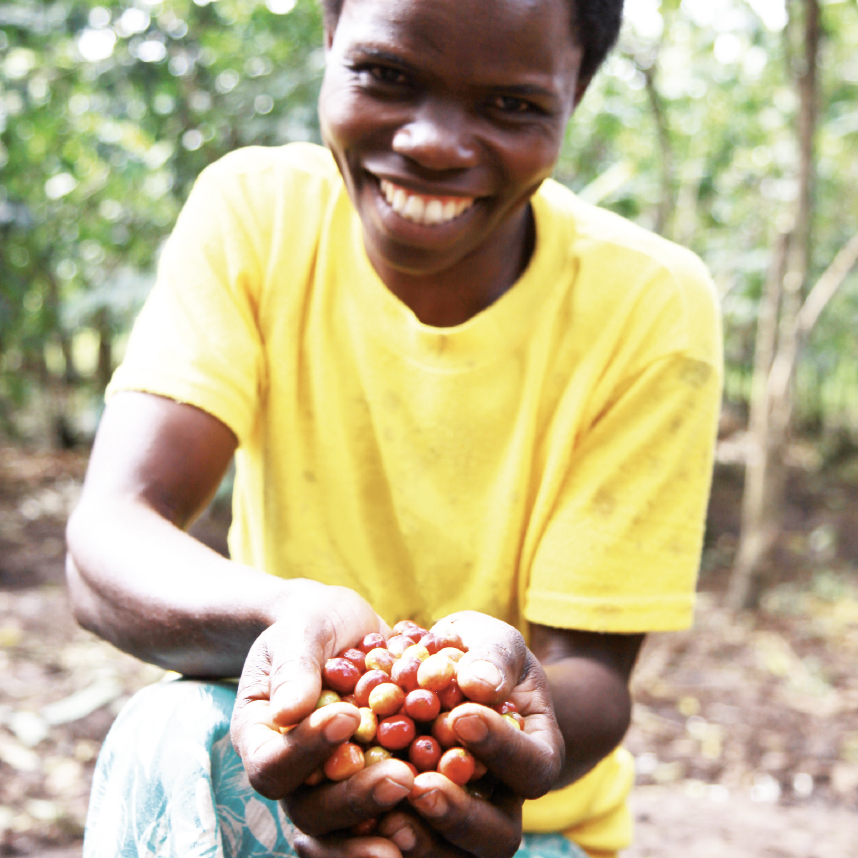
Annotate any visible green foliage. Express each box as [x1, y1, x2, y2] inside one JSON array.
[[1, 0, 857, 442], [1, 0, 325, 434], [558, 0, 858, 438]]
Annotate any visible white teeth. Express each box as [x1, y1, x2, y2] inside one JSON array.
[[424, 199, 444, 225], [379, 179, 474, 226], [403, 194, 425, 221]]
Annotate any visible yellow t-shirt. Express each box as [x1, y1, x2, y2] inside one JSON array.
[[108, 142, 722, 856]]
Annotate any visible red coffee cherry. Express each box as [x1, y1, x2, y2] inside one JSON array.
[[324, 743, 365, 781], [404, 688, 441, 722], [377, 714, 416, 751], [408, 736, 442, 772], [437, 678, 464, 710], [354, 669, 389, 707], [358, 633, 387, 654], [390, 656, 421, 692], [323, 658, 361, 695], [339, 648, 368, 673], [437, 747, 476, 785]]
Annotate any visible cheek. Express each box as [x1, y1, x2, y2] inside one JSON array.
[[320, 76, 405, 155], [501, 137, 563, 191], [318, 87, 347, 148], [319, 75, 367, 148]]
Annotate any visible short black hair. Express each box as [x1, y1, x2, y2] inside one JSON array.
[[319, 0, 624, 85], [571, 0, 624, 83]]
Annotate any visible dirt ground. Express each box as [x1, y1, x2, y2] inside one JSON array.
[[1, 441, 857, 858]]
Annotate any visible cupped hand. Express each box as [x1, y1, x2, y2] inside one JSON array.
[[289, 610, 565, 858], [384, 611, 563, 858], [435, 610, 565, 798], [293, 778, 523, 858], [230, 581, 390, 800]]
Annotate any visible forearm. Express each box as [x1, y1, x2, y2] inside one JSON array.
[[66, 495, 314, 677]]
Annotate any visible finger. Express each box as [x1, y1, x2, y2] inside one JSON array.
[[377, 808, 468, 858], [232, 701, 360, 800], [262, 585, 390, 727], [231, 610, 330, 742], [447, 701, 563, 799], [286, 758, 415, 837], [431, 612, 528, 705], [293, 830, 402, 858], [403, 772, 523, 858], [265, 600, 361, 727]]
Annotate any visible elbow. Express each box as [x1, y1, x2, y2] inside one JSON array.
[[64, 550, 98, 634], [553, 676, 634, 790], [64, 504, 103, 634], [595, 684, 634, 758]]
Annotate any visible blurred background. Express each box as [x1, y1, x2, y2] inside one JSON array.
[[1, 0, 857, 856]]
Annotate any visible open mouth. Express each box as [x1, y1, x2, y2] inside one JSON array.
[[378, 179, 475, 227]]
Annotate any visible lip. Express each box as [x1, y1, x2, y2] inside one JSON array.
[[369, 170, 485, 201]]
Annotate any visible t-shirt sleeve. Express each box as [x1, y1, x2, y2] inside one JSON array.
[[523, 254, 723, 633], [106, 157, 268, 444]]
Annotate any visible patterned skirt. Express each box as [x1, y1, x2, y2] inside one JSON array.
[[83, 678, 590, 858]]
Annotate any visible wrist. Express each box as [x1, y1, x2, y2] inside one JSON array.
[[258, 578, 385, 657], [257, 576, 329, 627]]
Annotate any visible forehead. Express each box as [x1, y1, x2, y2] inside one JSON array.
[[332, 0, 581, 85]]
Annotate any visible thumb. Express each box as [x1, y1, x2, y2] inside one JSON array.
[[261, 585, 389, 725], [432, 611, 528, 705], [262, 620, 329, 727]]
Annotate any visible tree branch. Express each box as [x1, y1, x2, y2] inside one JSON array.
[[796, 230, 858, 335]]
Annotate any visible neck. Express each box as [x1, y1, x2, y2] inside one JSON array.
[[367, 206, 536, 328]]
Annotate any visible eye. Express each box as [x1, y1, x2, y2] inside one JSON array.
[[366, 65, 409, 86], [491, 95, 535, 114]]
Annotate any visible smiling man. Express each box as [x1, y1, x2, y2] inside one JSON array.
[[67, 1, 722, 857]]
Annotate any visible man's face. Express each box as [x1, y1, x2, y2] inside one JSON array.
[[319, 0, 584, 281]]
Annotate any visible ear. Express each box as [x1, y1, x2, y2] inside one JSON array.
[[323, 13, 337, 52]]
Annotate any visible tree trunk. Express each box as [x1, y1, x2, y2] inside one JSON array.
[[44, 271, 78, 386], [728, 234, 790, 609], [95, 308, 114, 392], [728, 0, 820, 610], [642, 63, 674, 236]]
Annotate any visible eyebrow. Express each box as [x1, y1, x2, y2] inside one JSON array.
[[347, 46, 416, 69], [348, 46, 561, 102], [485, 82, 559, 102]]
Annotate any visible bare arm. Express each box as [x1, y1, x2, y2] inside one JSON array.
[[65, 391, 384, 678], [530, 623, 643, 788]]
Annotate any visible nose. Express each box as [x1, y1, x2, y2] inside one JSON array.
[[391, 101, 479, 172]]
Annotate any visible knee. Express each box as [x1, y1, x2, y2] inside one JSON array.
[[108, 678, 237, 742]]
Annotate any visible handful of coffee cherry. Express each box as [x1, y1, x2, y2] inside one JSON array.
[[295, 619, 523, 815]]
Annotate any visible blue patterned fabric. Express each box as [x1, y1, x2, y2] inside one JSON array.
[[84, 679, 589, 858]]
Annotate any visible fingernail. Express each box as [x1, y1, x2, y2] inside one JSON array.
[[413, 788, 447, 817], [453, 713, 487, 743], [466, 660, 503, 691], [373, 778, 411, 806], [324, 713, 356, 743], [390, 825, 416, 851]]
